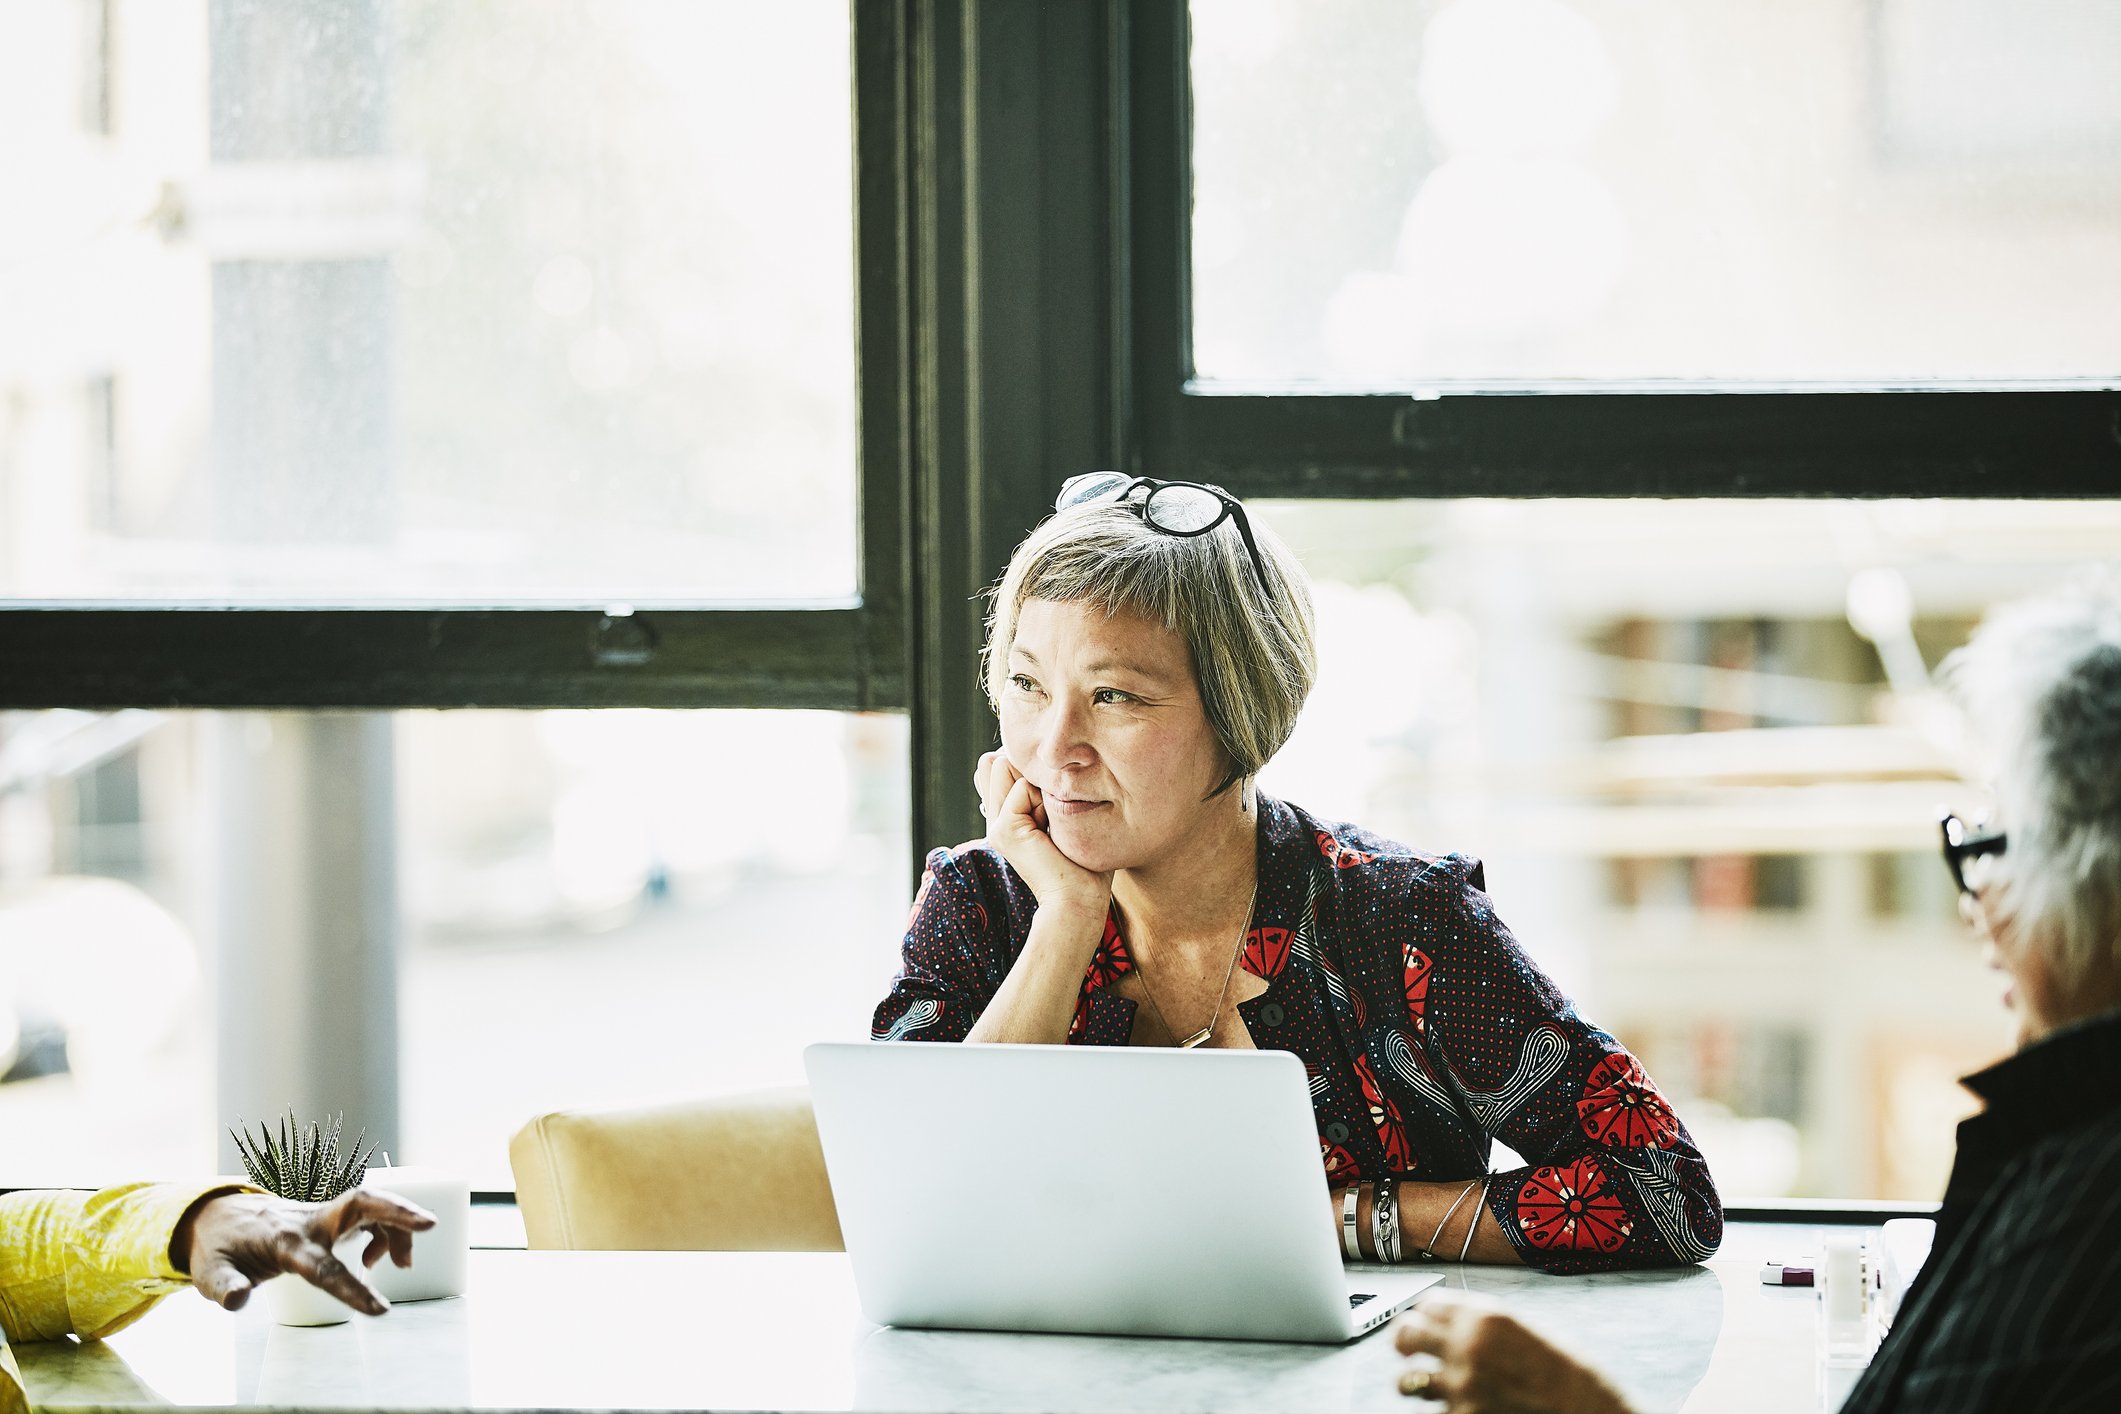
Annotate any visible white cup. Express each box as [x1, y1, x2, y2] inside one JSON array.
[[359, 1166, 471, 1303]]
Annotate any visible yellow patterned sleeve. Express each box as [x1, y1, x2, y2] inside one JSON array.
[[0, 1183, 252, 1346]]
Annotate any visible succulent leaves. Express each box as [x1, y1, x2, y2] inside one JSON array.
[[229, 1110, 376, 1202]]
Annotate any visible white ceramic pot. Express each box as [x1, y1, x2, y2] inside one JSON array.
[[263, 1232, 371, 1327]]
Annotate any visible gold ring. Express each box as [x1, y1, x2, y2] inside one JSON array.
[[1399, 1367, 1433, 1397]]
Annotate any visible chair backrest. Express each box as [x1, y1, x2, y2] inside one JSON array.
[[508, 1087, 844, 1251]]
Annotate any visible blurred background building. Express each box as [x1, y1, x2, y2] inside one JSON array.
[[3, 0, 2117, 1198]]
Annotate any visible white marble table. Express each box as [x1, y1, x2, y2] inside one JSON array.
[[19, 1223, 1840, 1414]]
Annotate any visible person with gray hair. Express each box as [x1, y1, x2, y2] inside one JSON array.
[[1391, 576, 2121, 1412], [873, 474, 1723, 1275]]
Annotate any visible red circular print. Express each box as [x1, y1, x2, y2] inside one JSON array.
[[1402, 943, 1433, 1031], [1351, 1055, 1413, 1173], [1242, 925, 1293, 980], [1516, 1156, 1632, 1253], [1082, 915, 1134, 991], [1577, 1052, 1681, 1149]]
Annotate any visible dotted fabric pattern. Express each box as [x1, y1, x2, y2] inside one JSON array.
[[872, 794, 1724, 1274]]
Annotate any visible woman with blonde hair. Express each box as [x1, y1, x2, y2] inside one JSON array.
[[874, 473, 1722, 1274]]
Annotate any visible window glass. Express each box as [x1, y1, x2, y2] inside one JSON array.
[[1191, 0, 2121, 386], [0, 708, 908, 1189], [0, 0, 856, 602], [1256, 498, 2121, 1201]]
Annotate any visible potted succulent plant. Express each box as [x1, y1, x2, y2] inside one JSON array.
[[228, 1111, 379, 1326]]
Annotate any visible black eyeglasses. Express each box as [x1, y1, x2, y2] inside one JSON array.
[[1939, 812, 2008, 898], [1056, 472, 1270, 595]]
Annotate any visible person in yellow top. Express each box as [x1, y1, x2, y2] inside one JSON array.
[[0, 1180, 434, 1414]]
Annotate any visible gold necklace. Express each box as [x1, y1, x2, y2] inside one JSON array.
[[1133, 883, 1258, 1049]]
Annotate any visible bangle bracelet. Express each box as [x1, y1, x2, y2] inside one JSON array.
[[1355, 1183, 1376, 1262], [1341, 1186, 1362, 1261], [1373, 1177, 1400, 1264], [1456, 1178, 1491, 1263], [1424, 1178, 1478, 1259]]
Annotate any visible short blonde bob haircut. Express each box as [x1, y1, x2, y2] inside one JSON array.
[[981, 490, 1318, 797]]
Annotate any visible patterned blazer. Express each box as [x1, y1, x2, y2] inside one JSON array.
[[873, 793, 1723, 1274]]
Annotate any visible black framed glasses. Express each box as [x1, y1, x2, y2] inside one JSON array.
[[1939, 811, 2008, 898], [1056, 472, 1270, 595]]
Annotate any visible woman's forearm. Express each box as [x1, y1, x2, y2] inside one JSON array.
[[1359, 1178, 1521, 1265], [964, 902, 1109, 1044]]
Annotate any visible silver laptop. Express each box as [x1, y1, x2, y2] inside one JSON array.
[[804, 1041, 1440, 1343]]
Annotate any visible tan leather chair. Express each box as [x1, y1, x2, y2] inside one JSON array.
[[508, 1088, 844, 1251]]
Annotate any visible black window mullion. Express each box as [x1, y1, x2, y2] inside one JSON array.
[[0, 605, 895, 711], [1177, 388, 2121, 500], [1126, 0, 1191, 480], [901, 0, 1135, 863]]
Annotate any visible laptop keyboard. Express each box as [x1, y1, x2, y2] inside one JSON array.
[[1348, 1293, 1376, 1308]]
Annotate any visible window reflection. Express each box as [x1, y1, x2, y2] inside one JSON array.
[[1192, 0, 2121, 383], [0, 709, 908, 1189], [1257, 498, 2117, 1200], [0, 0, 857, 602]]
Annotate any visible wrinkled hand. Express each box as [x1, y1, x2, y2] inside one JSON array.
[[176, 1188, 437, 1316], [975, 750, 1112, 914], [1392, 1292, 1632, 1414]]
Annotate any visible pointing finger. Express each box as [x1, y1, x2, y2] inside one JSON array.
[[287, 1241, 389, 1318]]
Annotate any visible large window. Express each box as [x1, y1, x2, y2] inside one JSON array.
[[1, 0, 857, 603], [1136, 0, 2121, 502], [1, 0, 903, 1188], [1191, 0, 2121, 386]]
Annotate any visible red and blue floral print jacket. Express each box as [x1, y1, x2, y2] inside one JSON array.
[[871, 793, 1723, 1275]]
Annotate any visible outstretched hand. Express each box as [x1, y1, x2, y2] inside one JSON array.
[[975, 750, 1112, 915], [176, 1187, 437, 1316]]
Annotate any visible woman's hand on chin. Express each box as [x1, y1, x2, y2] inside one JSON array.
[[977, 751, 1113, 916]]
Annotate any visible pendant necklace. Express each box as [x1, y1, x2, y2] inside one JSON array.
[[1135, 882, 1258, 1049]]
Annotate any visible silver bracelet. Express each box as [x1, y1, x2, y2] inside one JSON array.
[[1341, 1185, 1362, 1261], [1456, 1178, 1492, 1264], [1373, 1178, 1400, 1264], [1423, 1178, 1478, 1259]]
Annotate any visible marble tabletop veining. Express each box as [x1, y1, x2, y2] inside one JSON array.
[[18, 1222, 1842, 1414]]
